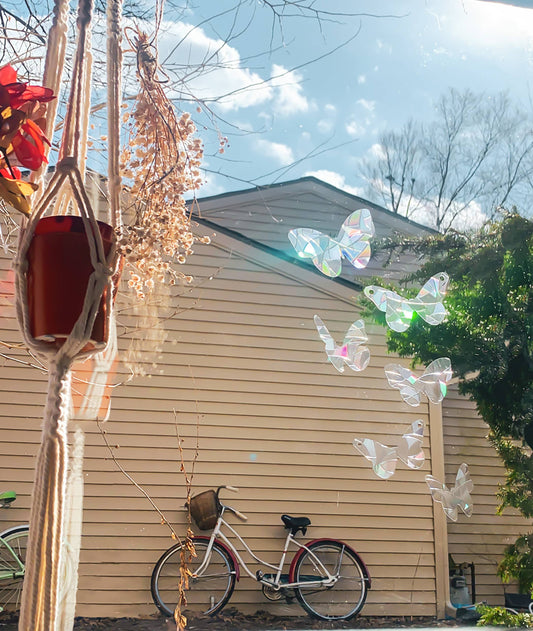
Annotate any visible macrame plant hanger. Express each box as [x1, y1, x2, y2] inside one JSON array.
[[14, 0, 123, 625]]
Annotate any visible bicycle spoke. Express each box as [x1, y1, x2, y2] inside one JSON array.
[[294, 541, 368, 620]]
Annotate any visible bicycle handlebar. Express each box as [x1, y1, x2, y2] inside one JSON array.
[[216, 486, 248, 521], [232, 508, 248, 521]]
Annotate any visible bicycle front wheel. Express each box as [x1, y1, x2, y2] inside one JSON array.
[[0, 525, 29, 616], [151, 537, 236, 617], [293, 540, 368, 621]]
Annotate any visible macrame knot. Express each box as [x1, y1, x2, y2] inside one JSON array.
[[56, 156, 77, 172], [94, 261, 113, 279]]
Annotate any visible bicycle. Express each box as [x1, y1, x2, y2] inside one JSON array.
[[0, 491, 28, 615], [151, 486, 371, 621]]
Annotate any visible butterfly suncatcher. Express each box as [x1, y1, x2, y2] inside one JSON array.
[[385, 357, 453, 406], [288, 209, 375, 277], [425, 463, 473, 521], [353, 420, 425, 479], [314, 315, 370, 373], [364, 272, 449, 332]]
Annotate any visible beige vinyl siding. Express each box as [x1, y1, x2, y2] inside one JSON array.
[[194, 178, 430, 283], [443, 387, 532, 606], [0, 230, 439, 618]]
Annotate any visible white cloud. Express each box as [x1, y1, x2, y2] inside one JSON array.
[[367, 176, 487, 231], [357, 99, 376, 112], [357, 75, 366, 84], [368, 143, 387, 160], [325, 104, 337, 113], [317, 119, 334, 134], [346, 120, 365, 137], [256, 139, 294, 165], [270, 64, 309, 116], [304, 170, 364, 197], [154, 20, 273, 111]]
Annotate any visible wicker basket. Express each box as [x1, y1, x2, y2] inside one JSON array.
[[189, 489, 221, 530]]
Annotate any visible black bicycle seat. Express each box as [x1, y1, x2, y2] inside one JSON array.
[[281, 514, 311, 535]]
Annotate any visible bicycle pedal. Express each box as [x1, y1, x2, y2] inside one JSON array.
[[256, 570, 264, 581]]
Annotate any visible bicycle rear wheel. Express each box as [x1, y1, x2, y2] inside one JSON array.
[[151, 537, 236, 617], [293, 540, 368, 620], [0, 525, 29, 616]]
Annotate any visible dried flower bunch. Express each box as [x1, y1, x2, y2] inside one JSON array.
[[120, 30, 210, 299]]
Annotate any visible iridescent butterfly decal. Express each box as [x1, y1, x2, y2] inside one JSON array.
[[314, 315, 370, 373], [363, 272, 449, 332], [353, 420, 425, 479], [425, 463, 473, 521], [288, 209, 375, 277], [385, 357, 453, 406]]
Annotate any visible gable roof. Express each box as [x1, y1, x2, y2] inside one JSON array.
[[191, 176, 434, 285]]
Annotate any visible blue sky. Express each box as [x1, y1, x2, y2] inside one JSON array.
[[144, 0, 533, 209]]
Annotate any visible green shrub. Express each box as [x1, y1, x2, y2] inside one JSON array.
[[476, 604, 533, 627]]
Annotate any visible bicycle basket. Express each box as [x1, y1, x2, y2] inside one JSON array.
[[189, 490, 221, 531]]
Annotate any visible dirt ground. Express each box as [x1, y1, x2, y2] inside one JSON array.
[[0, 609, 467, 631]]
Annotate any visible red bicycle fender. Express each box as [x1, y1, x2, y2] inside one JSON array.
[[288, 538, 371, 588], [194, 535, 240, 581]]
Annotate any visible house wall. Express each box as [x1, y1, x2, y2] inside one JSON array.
[[0, 230, 441, 618], [443, 388, 532, 606]]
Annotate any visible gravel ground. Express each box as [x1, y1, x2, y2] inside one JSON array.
[[0, 609, 468, 631]]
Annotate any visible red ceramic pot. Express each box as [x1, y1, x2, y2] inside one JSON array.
[[26, 215, 117, 349]]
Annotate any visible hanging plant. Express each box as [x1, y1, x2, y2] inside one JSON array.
[[120, 30, 209, 300]]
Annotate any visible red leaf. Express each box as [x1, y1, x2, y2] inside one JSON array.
[[10, 85, 55, 109], [12, 121, 47, 170], [0, 166, 22, 180]]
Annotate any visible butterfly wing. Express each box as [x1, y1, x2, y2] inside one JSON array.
[[313, 314, 345, 372], [288, 228, 342, 277], [409, 272, 449, 326], [364, 286, 402, 313], [342, 319, 370, 372], [353, 438, 398, 479], [396, 420, 425, 469], [425, 463, 473, 521], [385, 363, 422, 406], [363, 286, 414, 332], [314, 315, 335, 352], [452, 463, 474, 517], [418, 357, 453, 404], [425, 475, 459, 521], [337, 209, 375, 269]]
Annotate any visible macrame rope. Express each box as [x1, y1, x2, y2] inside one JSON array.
[[59, 0, 94, 162], [30, 0, 69, 190], [106, 0, 123, 228]]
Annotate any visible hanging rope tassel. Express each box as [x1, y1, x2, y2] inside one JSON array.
[[18, 358, 71, 631]]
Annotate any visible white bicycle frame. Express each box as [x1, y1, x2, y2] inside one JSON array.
[[195, 505, 339, 590]]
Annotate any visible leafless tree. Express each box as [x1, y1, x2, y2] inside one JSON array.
[[360, 88, 533, 231]]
